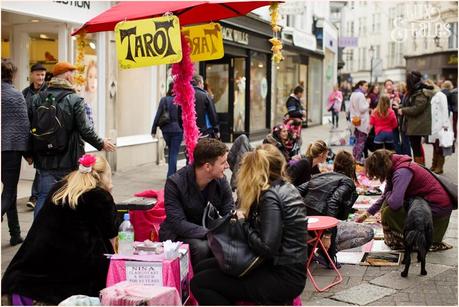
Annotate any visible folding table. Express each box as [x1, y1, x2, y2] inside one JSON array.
[[307, 215, 343, 292]]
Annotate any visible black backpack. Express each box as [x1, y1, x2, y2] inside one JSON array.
[[30, 90, 72, 155]]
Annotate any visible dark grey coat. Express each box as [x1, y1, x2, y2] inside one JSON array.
[[1, 81, 30, 152]]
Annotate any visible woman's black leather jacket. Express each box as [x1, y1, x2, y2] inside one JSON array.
[[243, 180, 308, 265]]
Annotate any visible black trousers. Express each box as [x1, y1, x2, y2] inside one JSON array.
[[408, 136, 423, 157], [191, 258, 306, 305], [177, 237, 213, 267], [1, 151, 23, 238]]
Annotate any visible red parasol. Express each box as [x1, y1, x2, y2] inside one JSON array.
[[72, 1, 272, 35]]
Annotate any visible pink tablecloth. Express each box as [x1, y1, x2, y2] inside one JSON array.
[[106, 245, 196, 305], [100, 281, 181, 306]]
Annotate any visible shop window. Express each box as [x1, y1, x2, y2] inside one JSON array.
[[73, 33, 99, 132], [29, 33, 58, 72], [206, 63, 229, 113], [250, 52, 268, 132], [307, 57, 322, 126], [233, 58, 246, 133], [275, 56, 299, 124]]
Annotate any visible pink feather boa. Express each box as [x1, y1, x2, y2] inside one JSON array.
[[172, 33, 199, 163]]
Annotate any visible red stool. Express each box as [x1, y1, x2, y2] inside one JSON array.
[[306, 216, 343, 292]]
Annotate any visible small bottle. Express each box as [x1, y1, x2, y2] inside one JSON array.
[[118, 213, 134, 255]]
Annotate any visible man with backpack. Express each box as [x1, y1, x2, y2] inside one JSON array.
[[27, 62, 116, 218], [22, 63, 48, 210]]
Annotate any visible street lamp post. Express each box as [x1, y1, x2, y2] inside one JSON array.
[[369, 45, 375, 84]]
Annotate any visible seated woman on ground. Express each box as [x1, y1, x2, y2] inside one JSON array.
[[263, 124, 301, 162], [287, 140, 328, 187], [1, 155, 117, 305], [356, 149, 453, 251], [298, 150, 374, 268], [191, 144, 308, 305]]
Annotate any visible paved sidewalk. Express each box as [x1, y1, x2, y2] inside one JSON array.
[[2, 117, 458, 305]]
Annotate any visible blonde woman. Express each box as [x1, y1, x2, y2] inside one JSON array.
[[287, 140, 328, 186], [2, 154, 117, 305], [191, 144, 307, 305]]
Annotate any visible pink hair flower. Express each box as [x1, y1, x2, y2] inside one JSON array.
[[78, 154, 96, 173]]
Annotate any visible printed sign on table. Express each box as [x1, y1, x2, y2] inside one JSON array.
[[115, 16, 182, 69], [125, 261, 163, 286], [181, 23, 224, 62]]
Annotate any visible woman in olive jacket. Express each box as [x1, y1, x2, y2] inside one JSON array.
[[398, 71, 433, 165], [191, 144, 307, 305]]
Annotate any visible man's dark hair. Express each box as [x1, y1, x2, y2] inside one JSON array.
[[194, 138, 228, 167], [191, 74, 204, 87], [2, 59, 17, 82], [167, 81, 174, 96], [383, 79, 393, 86], [293, 85, 304, 95]]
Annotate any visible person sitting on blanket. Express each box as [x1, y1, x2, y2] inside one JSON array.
[[297, 150, 374, 269], [356, 149, 453, 252], [159, 138, 234, 266], [263, 124, 301, 162], [287, 140, 328, 187]]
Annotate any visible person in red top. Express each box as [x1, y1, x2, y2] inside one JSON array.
[[369, 95, 398, 150], [357, 150, 453, 252]]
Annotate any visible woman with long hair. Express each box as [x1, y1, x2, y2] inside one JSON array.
[[2, 155, 118, 305], [191, 144, 307, 305], [349, 80, 370, 163], [298, 151, 373, 269], [367, 84, 380, 110], [287, 140, 328, 186], [151, 82, 183, 177], [357, 150, 453, 251], [370, 95, 398, 150], [397, 71, 433, 165]]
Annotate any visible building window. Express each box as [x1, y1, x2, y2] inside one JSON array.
[[449, 22, 458, 49], [372, 13, 381, 33], [350, 21, 354, 36], [362, 17, 367, 36], [388, 42, 395, 67], [388, 8, 396, 29]]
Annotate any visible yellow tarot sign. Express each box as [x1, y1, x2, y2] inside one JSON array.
[[115, 16, 182, 69], [181, 23, 224, 62]]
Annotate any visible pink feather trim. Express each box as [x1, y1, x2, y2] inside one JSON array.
[[172, 33, 199, 164]]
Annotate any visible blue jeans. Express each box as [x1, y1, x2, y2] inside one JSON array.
[[393, 128, 412, 156], [30, 170, 39, 200], [163, 132, 183, 178], [35, 169, 70, 218]]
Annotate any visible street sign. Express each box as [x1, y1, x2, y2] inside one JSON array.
[[338, 37, 358, 48], [115, 16, 182, 69], [181, 23, 224, 62]]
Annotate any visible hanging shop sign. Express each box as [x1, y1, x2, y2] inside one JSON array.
[[115, 16, 182, 69], [181, 23, 224, 62]]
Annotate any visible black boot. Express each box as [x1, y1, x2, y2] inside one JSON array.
[[7, 203, 23, 246]]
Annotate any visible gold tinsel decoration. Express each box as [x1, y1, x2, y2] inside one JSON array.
[[74, 32, 88, 86], [269, 2, 283, 63]]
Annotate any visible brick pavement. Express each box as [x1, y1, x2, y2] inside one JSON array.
[[2, 115, 458, 305]]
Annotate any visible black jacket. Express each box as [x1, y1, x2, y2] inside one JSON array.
[[243, 180, 308, 266], [287, 158, 320, 187], [2, 183, 117, 304], [193, 86, 219, 135], [228, 134, 253, 191], [159, 164, 234, 241], [151, 96, 183, 134], [297, 172, 358, 220], [28, 84, 104, 170], [22, 82, 48, 104], [286, 95, 304, 119]]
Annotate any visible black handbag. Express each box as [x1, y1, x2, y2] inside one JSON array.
[[202, 203, 263, 278], [157, 98, 171, 127]]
